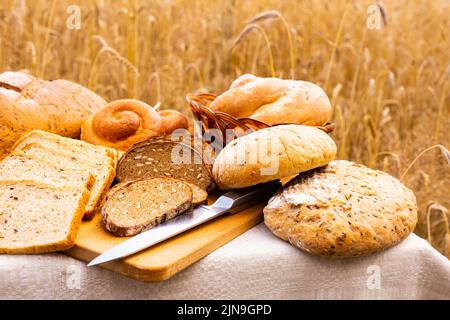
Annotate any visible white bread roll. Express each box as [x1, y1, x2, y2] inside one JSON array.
[[210, 74, 332, 126], [212, 124, 336, 190]]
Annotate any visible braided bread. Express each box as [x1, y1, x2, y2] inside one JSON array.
[[81, 99, 189, 150]]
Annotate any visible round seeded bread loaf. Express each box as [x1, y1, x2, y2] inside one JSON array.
[[212, 124, 336, 190], [263, 160, 418, 258]]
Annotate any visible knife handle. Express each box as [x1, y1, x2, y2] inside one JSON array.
[[212, 180, 282, 214]]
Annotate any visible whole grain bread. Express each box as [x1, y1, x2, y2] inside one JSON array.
[[13, 129, 119, 167], [116, 139, 213, 190], [0, 180, 91, 254], [0, 151, 95, 191], [107, 180, 208, 207], [263, 160, 418, 258], [186, 182, 208, 206], [16, 142, 115, 216], [102, 178, 193, 236]]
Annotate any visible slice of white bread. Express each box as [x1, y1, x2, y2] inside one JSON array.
[[13, 130, 119, 168], [0, 180, 90, 254], [0, 151, 96, 191], [16, 143, 115, 215]]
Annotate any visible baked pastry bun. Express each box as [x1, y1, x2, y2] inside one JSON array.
[[81, 99, 189, 150], [0, 71, 106, 159], [264, 160, 418, 258], [210, 74, 332, 126], [212, 124, 336, 190]]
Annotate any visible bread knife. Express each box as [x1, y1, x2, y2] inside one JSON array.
[[87, 180, 281, 266]]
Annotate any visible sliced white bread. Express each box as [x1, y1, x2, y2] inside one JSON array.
[[13, 129, 119, 167], [0, 180, 91, 254], [0, 151, 96, 191], [15, 143, 115, 215]]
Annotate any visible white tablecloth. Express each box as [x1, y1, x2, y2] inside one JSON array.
[[1, 223, 449, 300]]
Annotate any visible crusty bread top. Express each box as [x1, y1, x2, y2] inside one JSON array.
[[212, 124, 336, 190], [263, 160, 418, 258], [81, 99, 189, 151], [0, 71, 106, 160], [210, 74, 332, 126]]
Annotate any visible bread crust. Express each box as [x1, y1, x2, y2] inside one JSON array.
[[0, 71, 106, 159], [263, 160, 418, 258], [102, 178, 193, 237], [212, 124, 336, 190], [81, 99, 189, 150], [210, 74, 332, 126]]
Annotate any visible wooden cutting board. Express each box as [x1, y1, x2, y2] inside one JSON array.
[[65, 195, 266, 282]]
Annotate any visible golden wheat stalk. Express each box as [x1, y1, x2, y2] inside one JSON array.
[[400, 144, 450, 180], [247, 10, 296, 79], [232, 23, 275, 77], [89, 35, 140, 89]]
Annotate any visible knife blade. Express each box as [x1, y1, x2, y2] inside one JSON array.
[[88, 180, 281, 266]]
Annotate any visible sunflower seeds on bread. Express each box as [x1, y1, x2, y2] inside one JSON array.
[[107, 180, 208, 207], [116, 138, 213, 190], [102, 178, 193, 237], [263, 160, 417, 258], [0, 180, 91, 254]]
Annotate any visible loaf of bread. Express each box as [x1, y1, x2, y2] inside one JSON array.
[[264, 160, 418, 258], [81, 99, 189, 150], [0, 71, 106, 159], [212, 124, 336, 190], [0, 180, 91, 254], [210, 74, 332, 126], [102, 178, 193, 236]]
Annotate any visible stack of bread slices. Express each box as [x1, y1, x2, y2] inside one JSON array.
[[0, 130, 118, 254]]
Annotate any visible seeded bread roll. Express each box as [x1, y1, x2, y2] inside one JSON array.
[[102, 178, 193, 237], [117, 139, 213, 190], [212, 124, 336, 190], [263, 160, 418, 258], [0, 180, 91, 254]]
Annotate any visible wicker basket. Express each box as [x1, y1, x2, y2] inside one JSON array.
[[186, 92, 335, 147]]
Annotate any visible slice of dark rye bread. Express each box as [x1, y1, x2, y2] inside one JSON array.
[[116, 139, 214, 191], [107, 180, 208, 207], [0, 180, 91, 254], [102, 178, 193, 237]]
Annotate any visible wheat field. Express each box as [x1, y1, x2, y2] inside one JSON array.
[[0, 0, 449, 256]]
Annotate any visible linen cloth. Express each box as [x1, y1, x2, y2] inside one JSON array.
[[1, 223, 449, 300]]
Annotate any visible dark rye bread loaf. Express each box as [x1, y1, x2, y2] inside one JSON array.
[[102, 178, 193, 237], [116, 139, 214, 191]]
